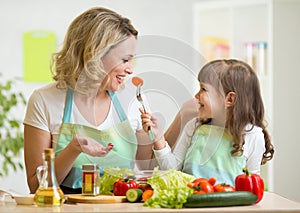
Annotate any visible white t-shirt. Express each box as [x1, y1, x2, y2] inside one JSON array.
[[154, 118, 266, 174], [23, 79, 147, 146]]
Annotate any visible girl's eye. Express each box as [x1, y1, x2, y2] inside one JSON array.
[[200, 87, 206, 92], [122, 59, 129, 63]]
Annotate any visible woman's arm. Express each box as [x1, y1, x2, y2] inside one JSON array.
[[24, 125, 51, 193], [24, 125, 81, 193], [164, 98, 198, 149], [135, 130, 159, 170]]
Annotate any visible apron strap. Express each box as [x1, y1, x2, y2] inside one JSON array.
[[62, 88, 73, 123], [108, 91, 127, 121], [62, 89, 127, 123]]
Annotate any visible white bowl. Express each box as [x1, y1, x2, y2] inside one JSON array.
[[13, 195, 35, 205]]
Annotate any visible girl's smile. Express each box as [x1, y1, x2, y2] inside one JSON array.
[[195, 82, 226, 126]]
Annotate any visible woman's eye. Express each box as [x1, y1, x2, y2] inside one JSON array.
[[122, 59, 129, 63]]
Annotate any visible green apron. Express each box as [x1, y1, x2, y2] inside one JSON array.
[[55, 89, 137, 189], [182, 125, 244, 186]]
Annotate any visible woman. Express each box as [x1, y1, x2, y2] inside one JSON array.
[[23, 7, 152, 194]]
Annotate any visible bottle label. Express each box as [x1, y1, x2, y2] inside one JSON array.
[[82, 172, 95, 194]]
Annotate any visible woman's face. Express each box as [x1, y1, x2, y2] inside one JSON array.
[[194, 82, 226, 125], [102, 35, 136, 91]]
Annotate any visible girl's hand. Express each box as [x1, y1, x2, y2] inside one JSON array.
[[74, 135, 114, 157], [139, 108, 162, 142]]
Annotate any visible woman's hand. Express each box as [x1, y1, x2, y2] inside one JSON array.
[[74, 135, 114, 157]]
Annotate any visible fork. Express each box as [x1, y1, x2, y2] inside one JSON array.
[[136, 83, 155, 141]]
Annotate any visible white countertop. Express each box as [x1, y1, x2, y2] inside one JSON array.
[[1, 192, 300, 213]]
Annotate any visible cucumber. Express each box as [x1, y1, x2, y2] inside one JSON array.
[[126, 188, 143, 202], [184, 191, 257, 208]]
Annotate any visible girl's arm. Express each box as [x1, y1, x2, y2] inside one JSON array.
[[153, 119, 195, 170], [140, 109, 195, 170], [243, 126, 266, 174]]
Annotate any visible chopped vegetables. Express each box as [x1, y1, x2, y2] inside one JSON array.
[[126, 188, 143, 202], [142, 189, 154, 202]]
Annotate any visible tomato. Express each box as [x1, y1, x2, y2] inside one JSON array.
[[207, 177, 217, 186], [137, 183, 152, 191], [187, 178, 214, 194], [113, 178, 138, 196], [214, 183, 235, 192]]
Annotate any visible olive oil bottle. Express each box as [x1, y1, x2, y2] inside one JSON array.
[[34, 148, 65, 206]]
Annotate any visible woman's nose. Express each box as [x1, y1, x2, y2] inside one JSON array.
[[125, 61, 134, 74], [125, 67, 133, 74]]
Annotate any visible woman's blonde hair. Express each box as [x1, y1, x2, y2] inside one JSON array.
[[198, 59, 274, 165], [51, 7, 138, 93]]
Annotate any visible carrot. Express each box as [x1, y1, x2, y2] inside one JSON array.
[[142, 189, 153, 202], [132, 76, 144, 86]]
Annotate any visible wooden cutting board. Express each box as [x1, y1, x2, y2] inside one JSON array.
[[67, 194, 127, 204]]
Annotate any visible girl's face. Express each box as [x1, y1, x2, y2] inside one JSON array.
[[101, 35, 136, 91], [194, 82, 226, 126]]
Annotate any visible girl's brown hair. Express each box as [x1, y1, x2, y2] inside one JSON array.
[[51, 7, 138, 94], [198, 59, 274, 165]]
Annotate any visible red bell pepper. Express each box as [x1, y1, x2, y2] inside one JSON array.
[[235, 168, 264, 203], [113, 178, 138, 196]]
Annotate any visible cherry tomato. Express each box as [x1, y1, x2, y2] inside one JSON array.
[[214, 183, 235, 192], [187, 178, 214, 194]]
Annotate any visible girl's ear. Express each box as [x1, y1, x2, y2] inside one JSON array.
[[225, 92, 236, 108]]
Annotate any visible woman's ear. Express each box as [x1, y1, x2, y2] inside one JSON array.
[[225, 92, 236, 108]]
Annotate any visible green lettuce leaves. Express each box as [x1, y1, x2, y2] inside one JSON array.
[[144, 168, 195, 208]]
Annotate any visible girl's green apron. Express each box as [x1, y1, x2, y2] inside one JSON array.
[[55, 89, 137, 189], [182, 125, 244, 186]]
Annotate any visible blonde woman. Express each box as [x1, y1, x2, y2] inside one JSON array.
[[24, 7, 151, 194]]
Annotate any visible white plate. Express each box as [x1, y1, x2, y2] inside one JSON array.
[[13, 195, 35, 205]]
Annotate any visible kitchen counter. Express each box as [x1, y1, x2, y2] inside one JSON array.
[[1, 192, 300, 213]]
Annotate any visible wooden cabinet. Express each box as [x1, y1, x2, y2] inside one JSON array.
[[193, 0, 300, 200]]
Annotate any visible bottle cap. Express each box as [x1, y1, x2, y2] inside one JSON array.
[[43, 148, 54, 160], [82, 164, 99, 171]]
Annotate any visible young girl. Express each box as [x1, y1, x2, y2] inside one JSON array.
[[140, 59, 274, 186]]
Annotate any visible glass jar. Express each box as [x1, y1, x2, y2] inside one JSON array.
[[82, 164, 100, 195], [256, 41, 268, 75], [244, 42, 257, 71]]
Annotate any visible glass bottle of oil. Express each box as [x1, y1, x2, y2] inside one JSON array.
[[34, 148, 65, 207]]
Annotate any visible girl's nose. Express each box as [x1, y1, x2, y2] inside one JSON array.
[[194, 91, 200, 99]]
